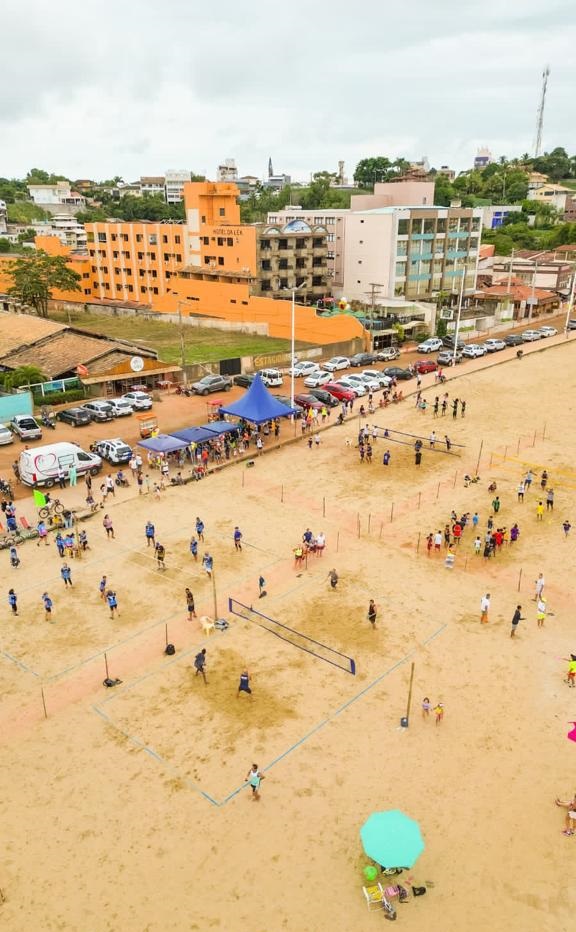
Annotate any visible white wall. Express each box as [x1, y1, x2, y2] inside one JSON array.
[[342, 213, 395, 302]]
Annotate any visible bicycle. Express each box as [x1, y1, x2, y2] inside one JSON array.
[[38, 499, 65, 520], [0, 528, 38, 549]]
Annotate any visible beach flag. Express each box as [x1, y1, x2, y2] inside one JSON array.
[[33, 490, 47, 507]]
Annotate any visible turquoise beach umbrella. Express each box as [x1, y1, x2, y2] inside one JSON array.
[[360, 810, 424, 869]]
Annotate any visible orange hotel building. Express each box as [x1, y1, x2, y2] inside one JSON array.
[[0, 182, 364, 346]]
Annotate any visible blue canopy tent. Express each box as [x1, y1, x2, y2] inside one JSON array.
[[218, 373, 296, 424], [200, 420, 239, 436], [170, 426, 220, 444], [138, 434, 189, 454]]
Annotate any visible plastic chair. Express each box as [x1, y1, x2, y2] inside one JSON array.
[[362, 882, 385, 911]]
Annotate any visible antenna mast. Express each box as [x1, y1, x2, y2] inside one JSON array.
[[534, 65, 550, 158]]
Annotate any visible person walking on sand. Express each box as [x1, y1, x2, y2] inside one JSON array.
[[422, 697, 431, 719], [536, 501, 544, 521], [42, 591, 53, 622], [145, 521, 155, 547], [534, 573, 545, 601], [328, 568, 339, 590], [8, 588, 18, 616], [202, 553, 213, 577], [61, 563, 73, 587], [103, 514, 114, 539], [195, 517, 205, 542], [434, 702, 444, 725], [511, 605, 524, 637], [517, 481, 525, 503], [189, 536, 198, 561], [426, 532, 433, 556], [563, 519, 572, 538], [382, 449, 391, 466], [546, 488, 555, 511], [155, 541, 166, 570], [106, 590, 118, 619], [555, 794, 576, 836], [480, 593, 490, 624], [492, 495, 500, 514], [258, 575, 266, 598], [460, 400, 466, 417], [99, 576, 107, 601], [536, 596, 548, 628], [245, 763, 265, 800], [194, 648, 207, 684], [237, 669, 253, 699], [367, 599, 377, 629], [234, 526, 243, 551], [185, 588, 196, 620], [474, 534, 482, 555]]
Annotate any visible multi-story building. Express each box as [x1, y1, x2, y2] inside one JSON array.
[[474, 148, 493, 170], [217, 159, 238, 183], [437, 165, 456, 181], [27, 182, 86, 216], [252, 220, 329, 305], [165, 170, 192, 204], [527, 183, 574, 213], [139, 176, 166, 197], [50, 214, 88, 250], [0, 200, 7, 235], [267, 208, 348, 289], [491, 256, 572, 293], [480, 205, 522, 229]]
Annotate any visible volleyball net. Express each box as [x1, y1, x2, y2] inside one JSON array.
[[228, 598, 356, 676]]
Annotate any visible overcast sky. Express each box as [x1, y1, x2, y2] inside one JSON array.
[[1, 0, 575, 183]]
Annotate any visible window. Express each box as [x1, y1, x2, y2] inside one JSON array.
[[202, 236, 209, 245], [91, 265, 97, 273], [437, 218, 447, 233], [127, 284, 133, 292], [111, 234, 117, 242], [260, 240, 271, 249], [122, 234, 128, 241], [279, 259, 288, 270], [125, 268, 132, 276], [176, 254, 182, 262], [395, 262, 405, 277], [113, 251, 119, 259], [327, 234, 335, 242], [448, 218, 459, 232], [261, 260, 271, 270], [424, 219, 435, 234], [98, 232, 107, 243], [149, 234, 157, 245], [175, 235, 181, 244], [139, 270, 145, 277], [151, 270, 157, 278], [313, 217, 323, 224], [164, 253, 170, 262], [398, 219, 409, 235], [280, 278, 289, 288], [278, 239, 288, 250], [163, 235, 168, 244], [326, 217, 335, 225], [123, 251, 130, 258], [138, 252, 143, 261], [136, 234, 143, 243], [82, 272, 89, 279], [83, 288, 91, 295], [218, 257, 224, 266], [227, 237, 233, 246], [201, 215, 206, 223], [115, 268, 121, 275], [217, 237, 225, 246], [261, 281, 271, 292], [411, 219, 423, 235], [153, 287, 158, 294], [92, 281, 99, 288], [296, 238, 306, 249], [101, 266, 108, 273], [166, 271, 171, 279], [396, 241, 408, 256], [219, 208, 225, 217]]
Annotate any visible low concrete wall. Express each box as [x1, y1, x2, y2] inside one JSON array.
[[0, 390, 33, 420], [49, 299, 268, 335]]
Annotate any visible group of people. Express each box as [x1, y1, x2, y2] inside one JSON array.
[[293, 528, 326, 565]]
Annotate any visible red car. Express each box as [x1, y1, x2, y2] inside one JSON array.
[[294, 393, 324, 410], [414, 359, 438, 374], [324, 381, 356, 402]]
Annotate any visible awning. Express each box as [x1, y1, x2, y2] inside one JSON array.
[[171, 426, 219, 444], [81, 365, 181, 385], [138, 434, 189, 454], [200, 420, 238, 436]]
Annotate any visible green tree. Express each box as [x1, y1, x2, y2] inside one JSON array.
[[0, 238, 11, 253], [353, 157, 392, 189], [7, 250, 81, 318], [4, 365, 47, 389]]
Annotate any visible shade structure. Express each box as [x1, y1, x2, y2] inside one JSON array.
[[170, 426, 220, 444], [138, 434, 189, 454], [360, 810, 424, 869], [200, 420, 238, 437], [218, 373, 296, 424]]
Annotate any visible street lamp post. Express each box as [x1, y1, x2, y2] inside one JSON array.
[[564, 271, 576, 336], [451, 269, 466, 368], [283, 280, 308, 409]]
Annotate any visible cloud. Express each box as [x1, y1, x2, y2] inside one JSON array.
[[0, 0, 575, 180]]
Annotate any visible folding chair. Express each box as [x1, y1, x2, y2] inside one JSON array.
[[362, 883, 385, 911], [19, 516, 32, 530]]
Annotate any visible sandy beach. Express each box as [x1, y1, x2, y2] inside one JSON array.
[[0, 338, 575, 932]]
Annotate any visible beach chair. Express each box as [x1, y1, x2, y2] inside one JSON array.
[[362, 882, 385, 911], [199, 615, 215, 637], [19, 516, 32, 530]]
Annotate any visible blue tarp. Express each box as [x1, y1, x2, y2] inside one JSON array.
[[200, 420, 238, 436], [138, 433, 189, 454], [171, 426, 219, 444], [218, 373, 296, 424]]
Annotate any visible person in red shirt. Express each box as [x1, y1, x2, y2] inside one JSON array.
[[452, 522, 462, 544], [494, 529, 504, 549]]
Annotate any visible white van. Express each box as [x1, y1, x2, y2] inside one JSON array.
[[260, 368, 284, 387], [19, 442, 103, 488]]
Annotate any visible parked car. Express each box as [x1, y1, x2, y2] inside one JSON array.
[[414, 359, 438, 374], [521, 329, 542, 342], [10, 415, 42, 441], [345, 373, 380, 393], [259, 368, 283, 387], [355, 374, 384, 392], [376, 346, 400, 362], [324, 382, 356, 402], [18, 442, 101, 487], [0, 423, 14, 445], [383, 367, 414, 380], [361, 369, 392, 388], [233, 373, 255, 388], [537, 326, 558, 337], [191, 375, 232, 395], [482, 338, 507, 353], [437, 350, 463, 366], [322, 356, 350, 372], [82, 401, 115, 422], [461, 344, 486, 358], [121, 390, 153, 410], [93, 438, 133, 465], [567, 320, 576, 331], [308, 388, 339, 407], [505, 333, 524, 346], [274, 395, 300, 414], [417, 337, 443, 354], [56, 406, 92, 427], [348, 352, 377, 367], [335, 376, 367, 396], [442, 335, 465, 350], [108, 398, 134, 417], [304, 370, 332, 388], [288, 361, 320, 377], [294, 393, 323, 411]]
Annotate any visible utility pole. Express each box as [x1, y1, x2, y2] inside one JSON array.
[[364, 282, 383, 328], [534, 65, 550, 158], [178, 302, 187, 384]]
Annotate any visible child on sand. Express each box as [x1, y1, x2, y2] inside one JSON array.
[[422, 698, 431, 719], [434, 702, 444, 725]]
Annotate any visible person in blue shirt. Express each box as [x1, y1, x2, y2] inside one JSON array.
[[202, 553, 213, 577], [7, 514, 17, 532], [382, 450, 391, 466], [42, 592, 53, 621], [61, 563, 73, 587], [189, 536, 198, 561], [234, 526, 243, 551], [302, 528, 313, 546], [194, 648, 207, 684], [55, 532, 65, 558], [238, 669, 252, 698], [99, 576, 107, 601], [258, 575, 266, 598], [106, 591, 118, 618], [145, 521, 155, 547], [9, 546, 20, 568], [8, 588, 18, 615], [195, 517, 205, 541]]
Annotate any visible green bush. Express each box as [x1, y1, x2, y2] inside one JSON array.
[[33, 388, 86, 406]]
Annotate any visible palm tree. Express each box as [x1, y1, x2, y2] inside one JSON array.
[[3, 365, 47, 390]]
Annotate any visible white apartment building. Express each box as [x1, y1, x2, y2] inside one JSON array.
[[0, 200, 7, 235], [527, 183, 574, 213], [217, 159, 238, 182], [268, 181, 482, 303], [139, 176, 166, 197], [50, 214, 87, 249], [165, 170, 191, 204], [27, 182, 85, 215]]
